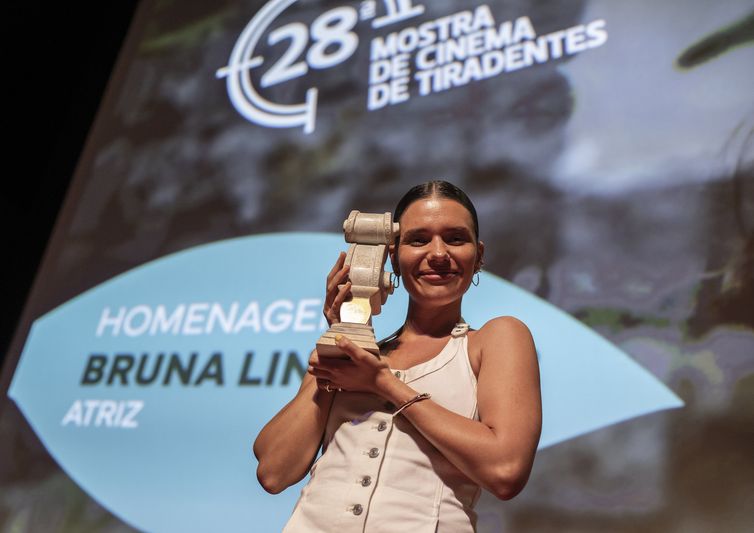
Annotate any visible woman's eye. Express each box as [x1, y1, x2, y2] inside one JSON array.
[[402, 235, 428, 246]]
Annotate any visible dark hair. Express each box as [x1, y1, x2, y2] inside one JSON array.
[[394, 180, 480, 240]]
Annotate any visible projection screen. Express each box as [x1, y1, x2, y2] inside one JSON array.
[[1, 0, 752, 531]]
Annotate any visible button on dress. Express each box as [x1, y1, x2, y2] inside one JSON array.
[[283, 324, 479, 532]]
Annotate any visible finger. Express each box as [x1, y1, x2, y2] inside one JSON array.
[[332, 281, 352, 308], [309, 351, 342, 370], [326, 265, 350, 296], [316, 378, 342, 393], [313, 357, 351, 371], [326, 252, 347, 285], [326, 251, 346, 278], [325, 268, 350, 315], [334, 334, 370, 361], [310, 366, 333, 379]]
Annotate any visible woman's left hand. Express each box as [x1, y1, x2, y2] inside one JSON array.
[[309, 335, 391, 394]]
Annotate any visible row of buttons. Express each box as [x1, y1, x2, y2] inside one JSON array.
[[349, 406, 397, 518], [348, 469, 372, 515], [351, 425, 386, 516]]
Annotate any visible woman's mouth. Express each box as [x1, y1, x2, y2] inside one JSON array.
[[418, 270, 458, 282]]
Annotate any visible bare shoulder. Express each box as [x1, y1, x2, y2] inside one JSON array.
[[468, 317, 535, 374], [475, 316, 534, 347], [474, 316, 540, 419]]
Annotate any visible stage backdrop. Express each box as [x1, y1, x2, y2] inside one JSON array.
[[2, 1, 752, 532]]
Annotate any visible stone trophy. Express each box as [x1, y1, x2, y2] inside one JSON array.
[[316, 211, 399, 357]]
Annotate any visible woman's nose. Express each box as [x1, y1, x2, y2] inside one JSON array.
[[428, 238, 449, 259]]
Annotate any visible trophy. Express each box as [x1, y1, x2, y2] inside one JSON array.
[[316, 210, 400, 357]]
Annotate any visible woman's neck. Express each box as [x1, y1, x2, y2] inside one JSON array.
[[402, 299, 462, 339]]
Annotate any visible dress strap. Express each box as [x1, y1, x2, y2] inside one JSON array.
[[451, 322, 470, 337]]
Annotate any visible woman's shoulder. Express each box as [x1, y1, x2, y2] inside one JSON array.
[[466, 316, 537, 381], [475, 316, 531, 337], [468, 316, 534, 355]]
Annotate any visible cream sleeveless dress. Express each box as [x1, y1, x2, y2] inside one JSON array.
[[282, 323, 480, 533]]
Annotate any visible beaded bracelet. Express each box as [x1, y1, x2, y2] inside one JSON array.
[[392, 392, 431, 417]]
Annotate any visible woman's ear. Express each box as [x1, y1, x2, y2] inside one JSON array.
[[475, 240, 485, 271], [389, 244, 400, 276]]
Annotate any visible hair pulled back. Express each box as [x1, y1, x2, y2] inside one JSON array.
[[394, 180, 480, 240]]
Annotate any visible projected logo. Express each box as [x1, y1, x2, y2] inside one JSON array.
[[9, 233, 681, 533], [216, 1, 607, 133]]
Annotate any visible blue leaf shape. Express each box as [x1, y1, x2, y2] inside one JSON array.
[[8, 233, 682, 532]]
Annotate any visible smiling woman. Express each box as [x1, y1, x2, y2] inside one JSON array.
[[253, 180, 542, 532], [393, 194, 482, 310]]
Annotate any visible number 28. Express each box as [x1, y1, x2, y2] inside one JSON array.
[[261, 6, 359, 88]]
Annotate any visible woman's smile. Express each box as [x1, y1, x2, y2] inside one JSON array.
[[418, 269, 460, 283], [393, 197, 483, 305]]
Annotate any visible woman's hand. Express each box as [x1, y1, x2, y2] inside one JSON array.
[[323, 252, 352, 327], [309, 335, 392, 394]]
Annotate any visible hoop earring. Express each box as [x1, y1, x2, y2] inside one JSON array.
[[392, 273, 400, 289], [472, 271, 480, 286]]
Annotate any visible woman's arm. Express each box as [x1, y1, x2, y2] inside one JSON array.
[[400, 316, 541, 499], [253, 359, 335, 494], [313, 316, 541, 500], [253, 253, 352, 493]]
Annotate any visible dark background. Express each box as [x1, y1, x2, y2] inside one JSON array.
[[2, 3, 140, 370]]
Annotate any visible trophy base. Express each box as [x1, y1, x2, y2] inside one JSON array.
[[316, 323, 380, 357]]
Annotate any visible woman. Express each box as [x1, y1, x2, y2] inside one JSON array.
[[254, 181, 541, 532]]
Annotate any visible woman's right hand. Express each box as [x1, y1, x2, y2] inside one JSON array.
[[323, 252, 352, 327], [309, 335, 392, 395]]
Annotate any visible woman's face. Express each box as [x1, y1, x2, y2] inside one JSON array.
[[392, 197, 483, 307]]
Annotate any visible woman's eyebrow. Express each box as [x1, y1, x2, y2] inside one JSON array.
[[401, 228, 427, 238], [402, 227, 472, 237]]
